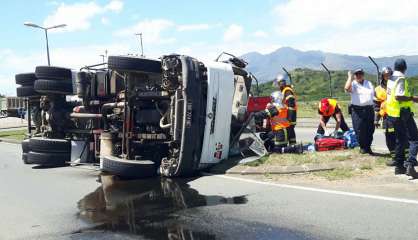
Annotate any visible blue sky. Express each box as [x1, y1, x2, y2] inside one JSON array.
[[2, 0, 418, 95]]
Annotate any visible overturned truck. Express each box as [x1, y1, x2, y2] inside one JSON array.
[[17, 53, 265, 178]]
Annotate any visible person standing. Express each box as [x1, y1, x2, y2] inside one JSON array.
[[344, 68, 375, 154], [275, 74, 297, 145], [386, 59, 418, 177], [316, 98, 350, 136]]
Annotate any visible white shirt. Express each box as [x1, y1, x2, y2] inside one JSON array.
[[350, 80, 374, 106], [387, 71, 407, 97]]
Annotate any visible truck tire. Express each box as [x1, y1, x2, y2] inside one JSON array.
[[17, 86, 38, 97], [35, 66, 72, 81], [15, 73, 37, 85], [27, 151, 69, 166], [22, 153, 31, 164], [34, 79, 73, 95], [108, 56, 161, 74], [29, 137, 70, 153], [22, 139, 31, 153], [102, 156, 157, 179]]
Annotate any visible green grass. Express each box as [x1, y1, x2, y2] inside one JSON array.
[[0, 129, 26, 141], [245, 149, 360, 167], [314, 168, 354, 181]]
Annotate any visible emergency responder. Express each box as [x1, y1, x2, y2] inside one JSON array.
[[255, 91, 303, 154], [386, 59, 418, 177], [275, 74, 297, 145], [345, 68, 375, 155], [317, 98, 350, 136], [373, 67, 407, 166]]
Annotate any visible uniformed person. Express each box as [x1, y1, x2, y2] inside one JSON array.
[[317, 98, 350, 136], [275, 74, 297, 145], [386, 59, 418, 178], [255, 91, 303, 154]]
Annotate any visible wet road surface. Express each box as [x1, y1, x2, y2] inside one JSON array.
[[1, 142, 418, 239]]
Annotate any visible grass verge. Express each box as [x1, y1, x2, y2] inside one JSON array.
[[0, 129, 26, 141]]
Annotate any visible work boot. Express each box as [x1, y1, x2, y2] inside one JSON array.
[[406, 165, 418, 179], [395, 166, 406, 175]]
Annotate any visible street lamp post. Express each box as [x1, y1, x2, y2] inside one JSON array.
[[24, 22, 67, 66]]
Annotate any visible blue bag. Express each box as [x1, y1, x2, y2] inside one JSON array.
[[343, 129, 358, 148]]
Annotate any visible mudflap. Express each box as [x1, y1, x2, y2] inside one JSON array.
[[160, 55, 207, 177]]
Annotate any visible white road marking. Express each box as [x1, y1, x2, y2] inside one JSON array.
[[204, 173, 418, 205]]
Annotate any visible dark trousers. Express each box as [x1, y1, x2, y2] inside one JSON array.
[[317, 113, 350, 134], [387, 109, 418, 167], [288, 125, 296, 145], [384, 116, 396, 158], [351, 105, 375, 150]]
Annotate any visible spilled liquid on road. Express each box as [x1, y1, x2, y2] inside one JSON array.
[[76, 175, 247, 239]]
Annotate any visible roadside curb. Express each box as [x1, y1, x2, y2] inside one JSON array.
[[215, 160, 374, 175], [0, 138, 21, 144]]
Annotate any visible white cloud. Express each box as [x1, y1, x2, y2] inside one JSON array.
[[43, 0, 124, 32], [223, 24, 243, 42], [114, 19, 176, 44], [253, 30, 268, 38], [101, 17, 110, 25], [177, 24, 211, 32], [273, 0, 418, 35], [300, 25, 418, 57], [104, 0, 124, 12]]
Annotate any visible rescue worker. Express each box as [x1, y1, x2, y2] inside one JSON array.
[[255, 91, 303, 154], [386, 59, 418, 177], [317, 98, 350, 136], [275, 74, 297, 145], [373, 67, 407, 166], [345, 68, 375, 155]]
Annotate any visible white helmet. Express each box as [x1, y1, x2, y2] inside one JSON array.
[[274, 74, 290, 86], [271, 91, 284, 108]]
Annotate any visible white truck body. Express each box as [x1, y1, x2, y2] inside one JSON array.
[[199, 61, 234, 166]]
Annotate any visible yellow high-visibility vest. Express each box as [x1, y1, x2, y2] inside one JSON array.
[[386, 77, 413, 117]]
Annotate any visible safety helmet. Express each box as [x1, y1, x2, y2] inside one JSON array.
[[271, 91, 284, 108], [382, 66, 393, 75], [273, 74, 290, 86]]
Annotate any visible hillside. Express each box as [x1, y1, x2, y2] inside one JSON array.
[[255, 68, 418, 102], [243, 47, 418, 82]]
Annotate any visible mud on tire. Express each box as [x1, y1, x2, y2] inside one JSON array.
[[102, 156, 157, 179]]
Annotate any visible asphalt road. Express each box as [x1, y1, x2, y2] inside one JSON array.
[[1, 142, 418, 239]]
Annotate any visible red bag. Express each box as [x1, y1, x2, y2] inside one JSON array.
[[315, 137, 346, 151]]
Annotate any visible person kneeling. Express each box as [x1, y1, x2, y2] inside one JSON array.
[[316, 98, 349, 139], [255, 91, 303, 154]]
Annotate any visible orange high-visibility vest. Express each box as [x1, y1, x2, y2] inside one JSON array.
[[270, 107, 291, 131], [379, 100, 387, 117], [282, 86, 297, 111], [374, 85, 387, 102], [318, 98, 338, 117]]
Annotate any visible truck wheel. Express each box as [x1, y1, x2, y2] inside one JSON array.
[[108, 56, 161, 74], [16, 86, 38, 97], [29, 137, 70, 153], [22, 153, 31, 164], [22, 139, 31, 153], [35, 66, 73, 81], [34, 79, 73, 95], [15, 73, 37, 85], [102, 156, 157, 179], [27, 151, 69, 167]]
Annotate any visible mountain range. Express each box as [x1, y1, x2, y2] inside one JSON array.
[[241, 47, 418, 82]]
